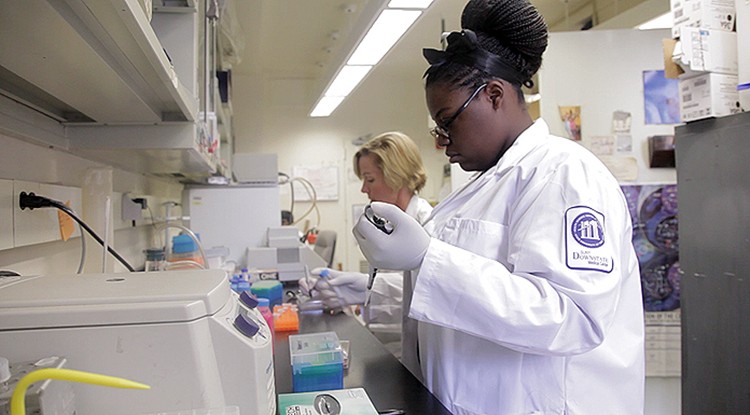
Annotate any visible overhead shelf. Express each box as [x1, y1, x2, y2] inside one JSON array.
[[69, 123, 217, 178], [0, 0, 226, 178], [0, 0, 197, 124]]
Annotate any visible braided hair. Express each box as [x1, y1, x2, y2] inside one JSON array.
[[424, 0, 548, 100]]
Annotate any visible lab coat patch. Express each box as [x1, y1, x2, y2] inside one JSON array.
[[565, 206, 613, 272]]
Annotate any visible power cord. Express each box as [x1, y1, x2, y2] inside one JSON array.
[[18, 192, 135, 272]]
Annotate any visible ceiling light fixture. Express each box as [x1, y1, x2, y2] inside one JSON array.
[[637, 12, 673, 30], [309, 0, 434, 117]]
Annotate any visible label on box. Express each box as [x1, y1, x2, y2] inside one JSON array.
[[278, 388, 379, 415], [689, 0, 736, 31], [680, 73, 741, 121]]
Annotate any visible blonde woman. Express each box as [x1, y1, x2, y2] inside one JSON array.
[[299, 131, 431, 375]]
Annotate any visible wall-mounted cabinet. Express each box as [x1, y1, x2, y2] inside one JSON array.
[[0, 0, 197, 124], [0, 0, 232, 178]]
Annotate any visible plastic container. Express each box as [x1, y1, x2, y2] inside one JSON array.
[[229, 274, 251, 293], [169, 233, 204, 267], [288, 331, 344, 392], [250, 280, 283, 307], [144, 248, 166, 271], [273, 304, 300, 332], [257, 297, 274, 335], [204, 246, 229, 270]]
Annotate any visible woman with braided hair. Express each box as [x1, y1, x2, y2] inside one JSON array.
[[353, 0, 645, 413]]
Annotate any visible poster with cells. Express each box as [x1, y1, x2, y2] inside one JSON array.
[[621, 184, 680, 311]]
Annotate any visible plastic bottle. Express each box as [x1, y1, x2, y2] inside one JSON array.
[[143, 248, 166, 272], [240, 267, 250, 282], [257, 297, 275, 337], [229, 274, 250, 293]]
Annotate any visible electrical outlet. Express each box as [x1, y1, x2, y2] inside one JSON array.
[[121, 193, 144, 222]]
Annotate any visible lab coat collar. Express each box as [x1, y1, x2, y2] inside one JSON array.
[[405, 194, 420, 218], [433, 118, 551, 212], [486, 118, 550, 178]]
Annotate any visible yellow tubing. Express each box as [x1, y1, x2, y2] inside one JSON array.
[[10, 368, 150, 415]]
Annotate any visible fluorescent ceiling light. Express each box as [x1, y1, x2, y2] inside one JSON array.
[[310, 96, 346, 117], [324, 65, 373, 97], [637, 12, 673, 30], [388, 0, 434, 8], [347, 9, 422, 66], [310, 1, 434, 117], [310, 66, 370, 116]]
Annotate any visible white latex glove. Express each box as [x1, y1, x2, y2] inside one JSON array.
[[352, 202, 431, 270], [297, 274, 318, 297], [299, 267, 368, 308]]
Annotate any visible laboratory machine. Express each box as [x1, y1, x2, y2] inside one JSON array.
[[0, 270, 276, 415]]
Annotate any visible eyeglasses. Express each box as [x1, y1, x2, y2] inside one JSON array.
[[429, 83, 487, 142]]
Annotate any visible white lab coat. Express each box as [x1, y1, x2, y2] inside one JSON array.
[[366, 195, 432, 375], [409, 119, 645, 415]]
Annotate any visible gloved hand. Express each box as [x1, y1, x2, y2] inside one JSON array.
[[298, 268, 368, 309], [297, 274, 318, 297], [353, 202, 431, 270]]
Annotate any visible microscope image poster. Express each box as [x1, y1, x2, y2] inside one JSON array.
[[621, 184, 679, 311], [621, 184, 681, 376]]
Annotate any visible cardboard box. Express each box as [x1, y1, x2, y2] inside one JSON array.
[[687, 0, 736, 31], [674, 28, 737, 75], [679, 73, 741, 121], [671, 0, 692, 38], [278, 388, 378, 415]]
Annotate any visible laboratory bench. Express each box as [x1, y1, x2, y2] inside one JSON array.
[[273, 310, 453, 415]]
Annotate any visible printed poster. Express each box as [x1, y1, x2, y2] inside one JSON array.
[[622, 184, 681, 376], [558, 105, 582, 141], [643, 70, 680, 125]]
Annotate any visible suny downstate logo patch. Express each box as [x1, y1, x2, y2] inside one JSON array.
[[571, 211, 605, 248], [565, 206, 613, 273]]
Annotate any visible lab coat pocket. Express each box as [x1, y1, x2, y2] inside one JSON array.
[[441, 218, 509, 263]]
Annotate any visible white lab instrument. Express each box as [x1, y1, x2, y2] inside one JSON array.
[[0, 270, 276, 415], [184, 184, 281, 266], [246, 227, 327, 282], [232, 154, 279, 185]]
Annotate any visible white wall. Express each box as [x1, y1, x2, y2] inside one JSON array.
[[0, 132, 183, 275], [540, 28, 677, 185]]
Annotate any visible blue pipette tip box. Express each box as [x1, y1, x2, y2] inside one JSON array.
[[288, 331, 344, 392]]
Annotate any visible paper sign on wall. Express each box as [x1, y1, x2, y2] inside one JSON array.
[[292, 165, 339, 201]]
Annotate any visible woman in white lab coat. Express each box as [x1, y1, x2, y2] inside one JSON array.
[[353, 1, 645, 414], [298, 131, 432, 375]]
